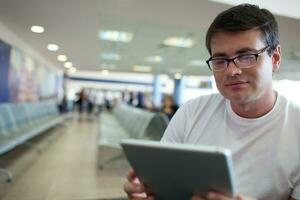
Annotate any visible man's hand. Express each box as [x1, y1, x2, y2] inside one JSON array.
[[190, 192, 256, 200], [123, 168, 155, 200]]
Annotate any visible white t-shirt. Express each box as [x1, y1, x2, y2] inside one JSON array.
[[161, 93, 300, 200]]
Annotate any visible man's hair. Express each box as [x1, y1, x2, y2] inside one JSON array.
[[205, 4, 279, 55]]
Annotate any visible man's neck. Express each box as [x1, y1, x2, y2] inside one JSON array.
[[230, 91, 277, 118]]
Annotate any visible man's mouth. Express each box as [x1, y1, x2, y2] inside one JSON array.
[[225, 81, 248, 86]]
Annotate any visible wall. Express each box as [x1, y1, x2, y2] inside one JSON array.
[[0, 21, 63, 103]]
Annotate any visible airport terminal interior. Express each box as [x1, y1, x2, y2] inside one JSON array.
[[1, 0, 300, 199]]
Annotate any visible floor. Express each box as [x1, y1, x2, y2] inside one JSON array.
[[1, 114, 129, 200]]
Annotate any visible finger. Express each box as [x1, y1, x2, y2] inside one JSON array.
[[128, 196, 155, 200], [191, 195, 206, 200], [206, 192, 232, 200], [236, 194, 256, 200], [124, 181, 145, 194], [127, 168, 137, 181]]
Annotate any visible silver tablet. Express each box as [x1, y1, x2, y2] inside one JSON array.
[[121, 139, 236, 200]]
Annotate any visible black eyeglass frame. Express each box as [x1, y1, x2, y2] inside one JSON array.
[[206, 46, 270, 71]]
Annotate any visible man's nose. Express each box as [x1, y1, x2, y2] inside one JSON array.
[[225, 61, 242, 76]]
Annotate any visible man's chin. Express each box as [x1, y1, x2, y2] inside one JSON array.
[[224, 93, 251, 104]]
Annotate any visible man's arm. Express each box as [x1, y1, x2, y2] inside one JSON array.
[[289, 197, 297, 200]]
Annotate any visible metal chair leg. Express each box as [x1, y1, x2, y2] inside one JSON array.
[[0, 168, 13, 183]]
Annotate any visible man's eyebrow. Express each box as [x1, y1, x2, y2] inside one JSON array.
[[235, 47, 257, 54], [211, 53, 227, 58], [211, 47, 258, 58]]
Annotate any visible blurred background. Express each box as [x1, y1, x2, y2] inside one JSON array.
[[0, 0, 300, 200]]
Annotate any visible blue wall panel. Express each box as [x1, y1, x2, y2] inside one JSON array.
[[0, 40, 11, 103]]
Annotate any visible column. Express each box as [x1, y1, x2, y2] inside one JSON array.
[[173, 76, 185, 106]]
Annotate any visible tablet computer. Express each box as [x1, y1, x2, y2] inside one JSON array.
[[121, 139, 236, 200]]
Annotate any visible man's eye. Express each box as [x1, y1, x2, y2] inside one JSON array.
[[238, 55, 255, 62], [212, 59, 226, 65]]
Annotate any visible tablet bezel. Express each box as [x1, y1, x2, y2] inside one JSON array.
[[121, 139, 236, 199]]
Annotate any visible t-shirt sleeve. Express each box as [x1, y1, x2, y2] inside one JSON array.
[[160, 102, 189, 144]]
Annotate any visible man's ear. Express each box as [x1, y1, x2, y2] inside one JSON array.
[[272, 45, 281, 73]]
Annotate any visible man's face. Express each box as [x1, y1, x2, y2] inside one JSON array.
[[210, 29, 280, 104]]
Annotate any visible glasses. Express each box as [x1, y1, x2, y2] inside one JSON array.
[[206, 46, 270, 71]]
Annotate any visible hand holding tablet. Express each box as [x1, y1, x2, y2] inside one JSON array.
[[121, 139, 236, 200]]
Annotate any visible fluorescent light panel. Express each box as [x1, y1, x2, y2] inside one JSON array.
[[163, 37, 195, 48], [145, 56, 164, 63], [133, 65, 152, 72], [101, 63, 116, 69], [101, 53, 121, 60], [99, 30, 133, 43]]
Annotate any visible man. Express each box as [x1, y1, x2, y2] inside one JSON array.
[[124, 4, 300, 200]]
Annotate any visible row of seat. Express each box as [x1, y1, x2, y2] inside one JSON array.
[[98, 103, 169, 148], [97, 103, 169, 167], [0, 100, 64, 155]]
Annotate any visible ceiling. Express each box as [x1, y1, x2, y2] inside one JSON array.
[[0, 0, 300, 79]]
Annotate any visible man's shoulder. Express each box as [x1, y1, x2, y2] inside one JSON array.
[[278, 93, 300, 111]]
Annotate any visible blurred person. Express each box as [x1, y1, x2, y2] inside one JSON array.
[[95, 90, 105, 115], [136, 91, 146, 109], [161, 94, 178, 120], [75, 89, 86, 113], [123, 4, 300, 200]]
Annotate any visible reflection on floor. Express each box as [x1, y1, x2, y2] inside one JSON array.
[[1, 114, 130, 200]]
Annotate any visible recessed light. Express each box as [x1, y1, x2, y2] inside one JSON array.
[[101, 70, 109, 75], [64, 62, 73, 68], [69, 67, 77, 73], [31, 25, 44, 33], [99, 30, 133, 43], [133, 65, 152, 72], [47, 44, 59, 51], [145, 56, 164, 63], [163, 37, 195, 48], [100, 53, 121, 60], [57, 55, 67, 62], [174, 73, 182, 79]]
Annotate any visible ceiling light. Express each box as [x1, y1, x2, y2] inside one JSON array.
[[133, 65, 152, 72], [99, 30, 133, 43], [64, 62, 73, 68], [30, 25, 44, 33], [101, 70, 109, 75], [69, 67, 77, 73], [101, 63, 115, 69], [163, 37, 195, 48], [47, 44, 59, 51], [57, 55, 67, 62], [188, 60, 206, 66], [174, 73, 182, 79], [100, 53, 121, 60], [145, 56, 164, 63]]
